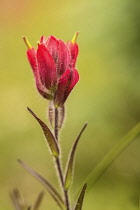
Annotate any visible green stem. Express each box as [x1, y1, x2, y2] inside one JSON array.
[[54, 107, 70, 210]]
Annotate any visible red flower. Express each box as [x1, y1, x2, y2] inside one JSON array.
[[23, 33, 79, 106]]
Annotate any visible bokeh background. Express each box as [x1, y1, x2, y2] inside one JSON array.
[[1, 0, 140, 209]]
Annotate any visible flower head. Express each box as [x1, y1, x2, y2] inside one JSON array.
[[23, 33, 79, 106]]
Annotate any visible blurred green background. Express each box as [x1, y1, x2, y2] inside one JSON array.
[[1, 0, 140, 209]]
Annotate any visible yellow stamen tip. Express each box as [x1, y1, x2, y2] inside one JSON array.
[[71, 31, 79, 44], [23, 36, 32, 49]]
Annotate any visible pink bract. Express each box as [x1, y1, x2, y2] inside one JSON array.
[[24, 33, 79, 106]]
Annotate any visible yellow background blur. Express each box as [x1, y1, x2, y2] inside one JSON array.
[[1, 0, 140, 209]]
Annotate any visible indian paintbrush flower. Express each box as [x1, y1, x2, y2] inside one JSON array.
[[20, 32, 87, 210], [23, 33, 79, 107]]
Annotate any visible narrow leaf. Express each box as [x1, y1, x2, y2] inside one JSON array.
[[18, 160, 64, 209], [58, 105, 65, 129], [85, 122, 140, 189], [10, 189, 25, 210], [48, 101, 55, 128], [64, 123, 87, 190], [10, 190, 21, 210], [27, 107, 59, 158], [33, 191, 44, 210], [74, 183, 87, 210]]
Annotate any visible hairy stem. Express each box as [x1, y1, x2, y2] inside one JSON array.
[[64, 189, 70, 210], [54, 107, 70, 210], [55, 158, 64, 188]]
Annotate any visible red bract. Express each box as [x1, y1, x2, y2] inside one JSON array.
[[23, 33, 79, 106]]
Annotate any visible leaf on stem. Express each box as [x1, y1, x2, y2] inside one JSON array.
[[58, 105, 65, 129], [10, 188, 26, 210], [33, 191, 44, 210], [27, 107, 59, 158], [64, 123, 87, 190], [48, 101, 55, 128], [10, 190, 21, 210], [18, 160, 64, 210], [74, 183, 87, 210]]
